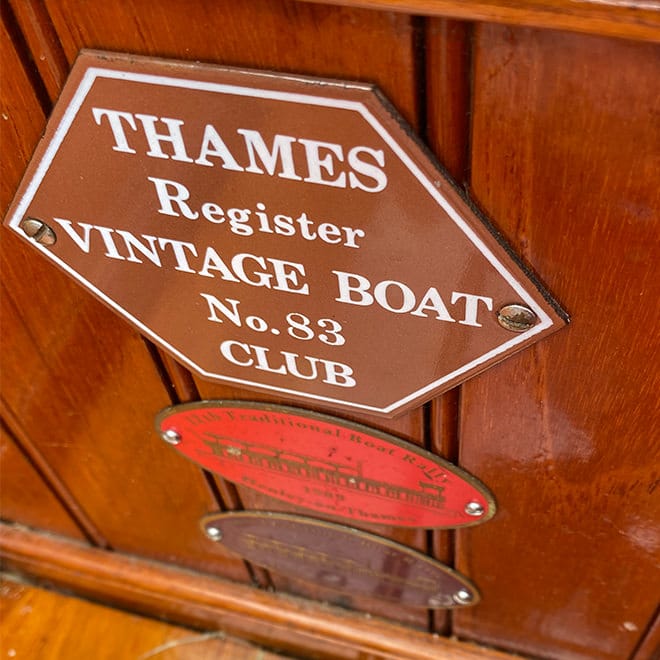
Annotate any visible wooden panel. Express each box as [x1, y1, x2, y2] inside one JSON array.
[[454, 24, 660, 659], [633, 608, 660, 660], [425, 17, 473, 635], [299, 0, 660, 44], [0, 422, 85, 540], [45, 0, 418, 127], [0, 524, 518, 660], [0, 579, 292, 660], [0, 8, 249, 581], [8, 0, 68, 101], [39, 0, 430, 625], [0, 11, 44, 214]]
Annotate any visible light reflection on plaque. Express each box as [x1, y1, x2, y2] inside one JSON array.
[[157, 401, 496, 528], [201, 511, 479, 609]]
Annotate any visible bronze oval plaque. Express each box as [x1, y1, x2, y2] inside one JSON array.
[[4, 50, 568, 418], [156, 401, 495, 528], [201, 511, 479, 609]]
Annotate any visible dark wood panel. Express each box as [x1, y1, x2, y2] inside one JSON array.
[[299, 0, 660, 43], [45, 0, 418, 128], [0, 8, 249, 582], [0, 422, 85, 540], [39, 0, 430, 626], [0, 12, 44, 214], [8, 0, 68, 101], [0, 524, 517, 660], [425, 17, 473, 635], [454, 24, 660, 660]]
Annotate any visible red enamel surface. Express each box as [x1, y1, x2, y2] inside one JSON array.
[[159, 404, 493, 528]]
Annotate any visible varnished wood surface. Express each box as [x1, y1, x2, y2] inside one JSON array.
[[633, 608, 660, 660], [8, 0, 68, 101], [34, 0, 432, 626], [3, 0, 660, 656], [299, 0, 660, 43], [424, 17, 473, 635], [0, 525, 517, 660], [0, 423, 85, 540], [0, 6, 250, 582], [454, 24, 660, 660], [0, 577, 293, 660]]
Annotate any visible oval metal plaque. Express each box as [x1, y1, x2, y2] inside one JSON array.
[[157, 401, 495, 528], [201, 511, 479, 609]]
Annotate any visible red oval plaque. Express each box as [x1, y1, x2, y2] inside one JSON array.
[[201, 511, 479, 609], [157, 402, 495, 528]]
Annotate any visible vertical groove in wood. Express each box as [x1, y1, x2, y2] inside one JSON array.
[[424, 18, 474, 637], [156, 349, 273, 588], [0, 402, 108, 547], [9, 0, 228, 552], [7, 0, 68, 104], [2, 3, 251, 582], [0, 419, 87, 541], [37, 0, 427, 627], [158, 352, 245, 513], [632, 605, 660, 660]]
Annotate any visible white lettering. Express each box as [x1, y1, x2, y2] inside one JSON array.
[[194, 125, 244, 170], [348, 146, 387, 192], [92, 108, 137, 154], [450, 292, 493, 327], [298, 139, 346, 188], [200, 294, 242, 326], [237, 129, 302, 181], [219, 341, 356, 388], [148, 177, 199, 219], [134, 114, 193, 162]]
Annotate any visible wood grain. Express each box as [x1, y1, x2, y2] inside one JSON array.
[[633, 607, 660, 660], [454, 24, 660, 660], [0, 524, 517, 660], [0, 578, 292, 660], [0, 7, 250, 582], [0, 12, 45, 215], [425, 17, 474, 635], [0, 422, 85, 540], [8, 0, 68, 101], [38, 0, 430, 625], [298, 0, 660, 43]]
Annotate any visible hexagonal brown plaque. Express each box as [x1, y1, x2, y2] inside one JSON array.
[[4, 51, 568, 417]]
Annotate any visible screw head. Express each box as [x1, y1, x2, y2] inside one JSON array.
[[161, 428, 181, 445], [20, 217, 57, 246], [206, 526, 222, 541], [497, 304, 537, 332], [453, 589, 473, 605], [465, 501, 485, 517]]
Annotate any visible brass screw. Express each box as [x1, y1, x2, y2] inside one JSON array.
[[497, 304, 537, 332], [20, 217, 57, 246]]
